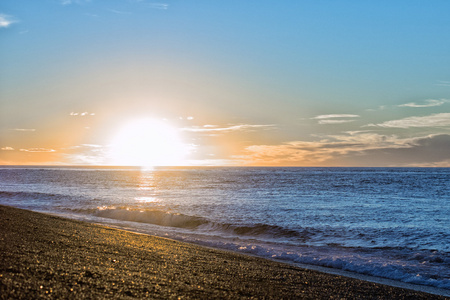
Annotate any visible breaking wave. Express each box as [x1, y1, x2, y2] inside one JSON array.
[[90, 207, 310, 241], [94, 207, 208, 229]]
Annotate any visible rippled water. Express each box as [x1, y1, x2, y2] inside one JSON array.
[[0, 166, 449, 290]]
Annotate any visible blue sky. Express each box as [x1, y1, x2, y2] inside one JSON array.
[[1, 0, 450, 166]]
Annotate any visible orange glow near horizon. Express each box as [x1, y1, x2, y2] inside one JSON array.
[[109, 118, 189, 167]]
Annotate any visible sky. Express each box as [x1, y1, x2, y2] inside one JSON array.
[[1, 0, 450, 167]]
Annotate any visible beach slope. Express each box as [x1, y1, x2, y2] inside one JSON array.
[[0, 205, 446, 299]]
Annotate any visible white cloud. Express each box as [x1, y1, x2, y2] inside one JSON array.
[[344, 130, 373, 135], [130, 0, 169, 9], [59, 0, 91, 5], [0, 14, 17, 28], [65, 144, 103, 150], [147, 3, 169, 10], [70, 112, 95, 116], [312, 114, 360, 125], [1, 147, 14, 151], [81, 144, 103, 148], [318, 119, 357, 125], [19, 148, 56, 153], [398, 99, 448, 108], [183, 124, 275, 133], [12, 128, 36, 132], [367, 113, 450, 128], [312, 114, 360, 119]]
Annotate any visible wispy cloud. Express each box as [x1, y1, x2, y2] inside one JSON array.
[[108, 9, 132, 15], [435, 81, 450, 87], [70, 112, 95, 116], [66, 144, 104, 150], [59, 0, 91, 5], [178, 116, 194, 120], [239, 133, 450, 167], [312, 114, 360, 125], [317, 119, 357, 125], [366, 113, 450, 128], [183, 124, 275, 133], [19, 148, 56, 153], [81, 144, 103, 148], [11, 128, 36, 132], [1, 147, 14, 151], [147, 3, 169, 10], [63, 144, 108, 165], [0, 14, 18, 28], [131, 0, 169, 9], [398, 99, 449, 108], [313, 114, 360, 119], [241, 132, 403, 164], [366, 105, 387, 112]]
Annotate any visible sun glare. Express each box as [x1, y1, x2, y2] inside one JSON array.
[[109, 119, 189, 167]]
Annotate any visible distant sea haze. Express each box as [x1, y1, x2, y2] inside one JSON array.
[[0, 166, 449, 290]]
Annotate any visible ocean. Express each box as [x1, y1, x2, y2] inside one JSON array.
[[0, 166, 449, 292]]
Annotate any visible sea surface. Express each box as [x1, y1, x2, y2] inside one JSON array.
[[0, 166, 449, 292]]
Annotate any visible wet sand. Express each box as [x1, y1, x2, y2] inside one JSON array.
[[0, 205, 447, 299]]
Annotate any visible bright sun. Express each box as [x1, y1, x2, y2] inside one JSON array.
[[109, 118, 189, 167]]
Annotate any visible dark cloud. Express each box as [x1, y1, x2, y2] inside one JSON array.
[[335, 134, 450, 167]]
